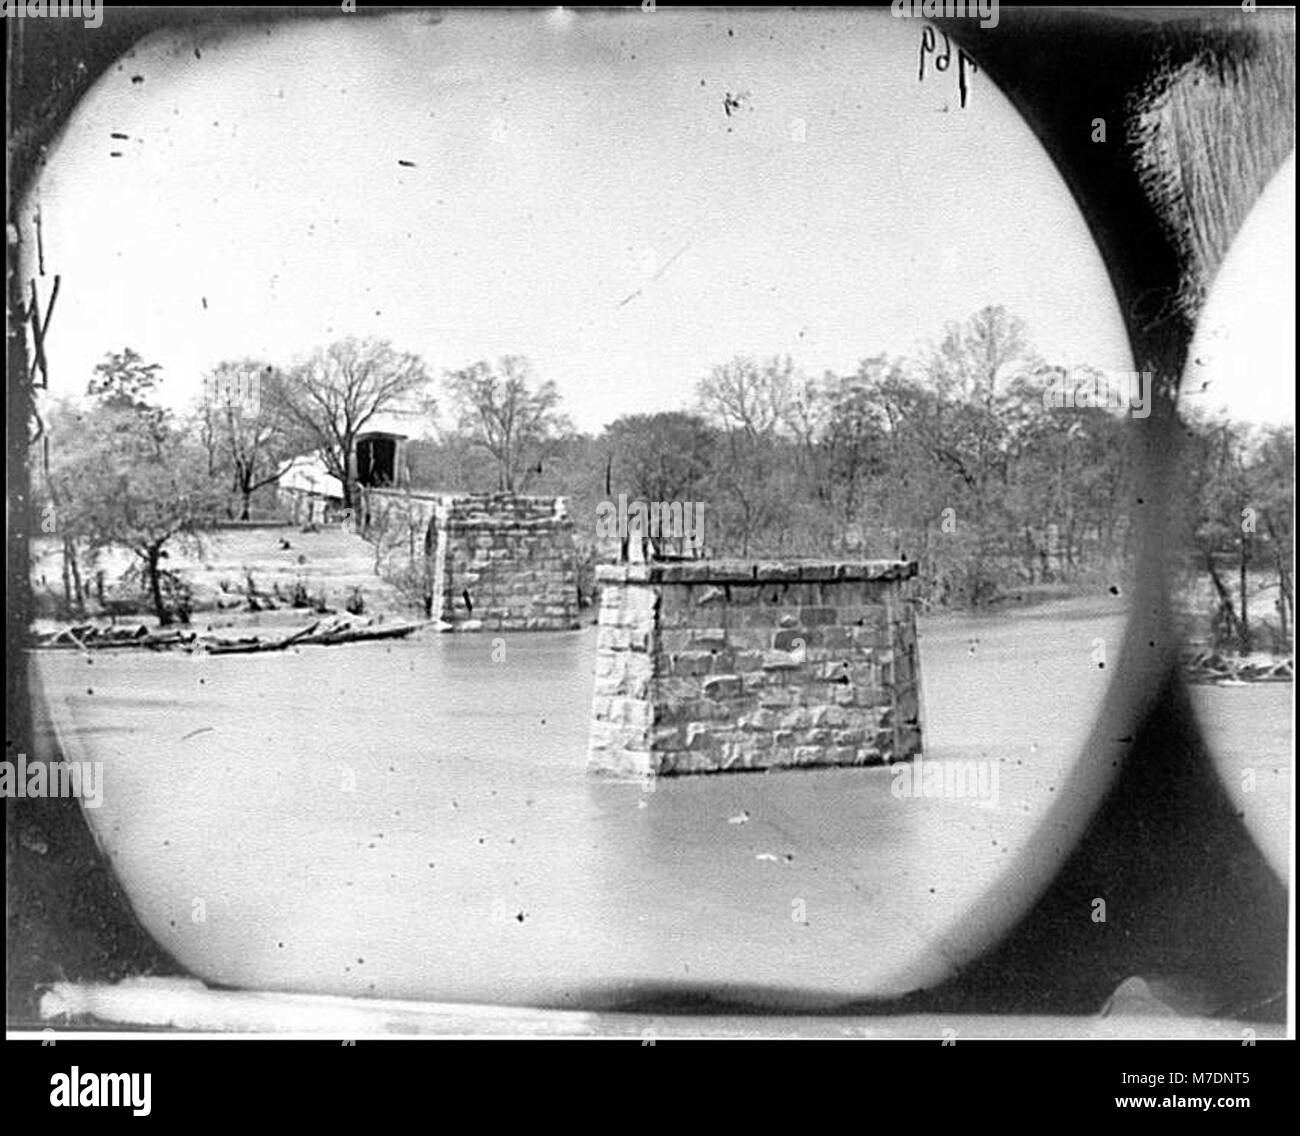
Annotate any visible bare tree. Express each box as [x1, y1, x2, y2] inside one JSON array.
[[818, 358, 892, 525], [696, 354, 798, 439], [445, 356, 571, 492], [274, 338, 433, 511], [694, 355, 799, 555], [604, 411, 716, 503], [198, 360, 305, 520], [917, 306, 1038, 602]]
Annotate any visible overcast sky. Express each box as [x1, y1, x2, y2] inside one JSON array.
[[23, 7, 1136, 434], [1184, 150, 1295, 429]]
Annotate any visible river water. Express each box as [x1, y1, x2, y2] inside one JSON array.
[[32, 597, 1222, 1009]]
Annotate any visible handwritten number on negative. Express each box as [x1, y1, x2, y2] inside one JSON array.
[[919, 27, 977, 109]]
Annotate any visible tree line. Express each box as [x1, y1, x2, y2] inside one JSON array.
[[35, 305, 1293, 653]]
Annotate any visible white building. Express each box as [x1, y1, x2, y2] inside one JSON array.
[[276, 453, 344, 524]]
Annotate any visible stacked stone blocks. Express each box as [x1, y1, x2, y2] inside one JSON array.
[[589, 560, 922, 777], [438, 493, 580, 632]]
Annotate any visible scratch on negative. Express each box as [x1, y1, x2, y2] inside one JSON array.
[[615, 239, 695, 309]]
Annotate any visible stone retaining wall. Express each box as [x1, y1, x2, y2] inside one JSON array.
[[589, 560, 922, 777]]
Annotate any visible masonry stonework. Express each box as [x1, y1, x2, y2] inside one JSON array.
[[437, 494, 580, 632], [588, 560, 922, 777]]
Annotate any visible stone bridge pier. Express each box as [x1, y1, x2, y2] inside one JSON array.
[[588, 560, 923, 777], [363, 488, 580, 631], [433, 494, 580, 631]]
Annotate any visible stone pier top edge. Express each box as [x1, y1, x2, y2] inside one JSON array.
[[594, 559, 918, 585], [366, 487, 569, 513]]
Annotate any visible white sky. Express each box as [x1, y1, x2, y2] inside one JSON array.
[[22, 7, 1134, 433], [1184, 151, 1296, 429]]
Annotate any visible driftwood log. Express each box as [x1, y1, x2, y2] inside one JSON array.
[[32, 617, 434, 654], [1180, 649, 1294, 685]]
